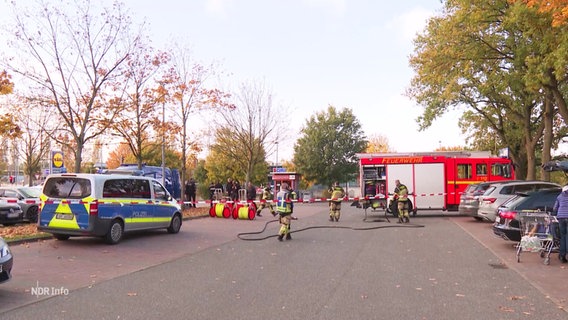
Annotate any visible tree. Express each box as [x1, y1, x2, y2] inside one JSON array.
[[11, 99, 54, 185], [365, 134, 392, 153], [107, 45, 170, 170], [214, 79, 285, 184], [407, 0, 564, 179], [205, 127, 268, 186], [293, 106, 367, 186], [0, 71, 13, 95], [518, 0, 568, 26], [167, 43, 234, 197], [3, 0, 143, 173]]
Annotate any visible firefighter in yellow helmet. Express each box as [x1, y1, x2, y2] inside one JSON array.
[[328, 181, 345, 222], [276, 183, 296, 241], [394, 179, 410, 223], [256, 186, 276, 217]]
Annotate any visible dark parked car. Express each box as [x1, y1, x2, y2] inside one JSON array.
[[0, 202, 24, 226], [493, 187, 561, 242], [0, 237, 13, 283], [0, 186, 41, 223]]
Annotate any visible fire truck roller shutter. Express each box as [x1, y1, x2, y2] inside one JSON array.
[[413, 163, 445, 210]]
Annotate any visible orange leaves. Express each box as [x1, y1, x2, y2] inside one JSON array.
[[0, 70, 14, 95], [515, 0, 568, 26]]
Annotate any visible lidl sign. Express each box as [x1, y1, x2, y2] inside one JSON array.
[[51, 151, 64, 173]]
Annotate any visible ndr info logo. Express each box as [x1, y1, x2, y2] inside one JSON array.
[[31, 281, 69, 297]]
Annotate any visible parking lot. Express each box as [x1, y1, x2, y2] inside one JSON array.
[[0, 203, 566, 319]]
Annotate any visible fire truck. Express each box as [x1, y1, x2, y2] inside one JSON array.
[[356, 151, 515, 214]]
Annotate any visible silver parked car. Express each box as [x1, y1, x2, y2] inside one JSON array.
[[459, 180, 521, 220], [0, 186, 42, 223], [0, 237, 13, 283], [477, 181, 560, 222]]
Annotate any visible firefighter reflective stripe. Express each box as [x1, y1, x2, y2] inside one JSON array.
[[276, 191, 292, 213], [331, 188, 343, 200]]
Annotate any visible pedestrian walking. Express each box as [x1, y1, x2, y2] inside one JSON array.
[[553, 185, 568, 263]]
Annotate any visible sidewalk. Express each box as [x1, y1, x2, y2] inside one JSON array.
[[454, 217, 567, 309]]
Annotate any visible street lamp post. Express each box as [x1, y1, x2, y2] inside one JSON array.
[[275, 141, 279, 167]]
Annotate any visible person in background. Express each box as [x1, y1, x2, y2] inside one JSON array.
[[225, 178, 233, 198], [245, 181, 257, 214], [208, 182, 216, 208], [256, 186, 276, 217], [187, 178, 196, 208], [553, 185, 568, 263], [328, 181, 345, 222], [394, 179, 410, 223]]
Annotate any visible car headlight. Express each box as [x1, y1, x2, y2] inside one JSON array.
[[0, 239, 11, 258]]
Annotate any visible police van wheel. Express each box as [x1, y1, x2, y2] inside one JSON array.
[[167, 214, 182, 234], [54, 234, 70, 241], [105, 220, 124, 245]]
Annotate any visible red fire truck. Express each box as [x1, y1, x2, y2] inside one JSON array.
[[356, 151, 516, 213]]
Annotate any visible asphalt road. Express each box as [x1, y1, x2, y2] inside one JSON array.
[[0, 203, 566, 319]]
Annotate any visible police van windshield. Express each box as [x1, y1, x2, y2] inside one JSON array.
[[44, 178, 91, 199]]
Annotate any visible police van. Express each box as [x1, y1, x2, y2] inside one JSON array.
[[38, 173, 183, 244]]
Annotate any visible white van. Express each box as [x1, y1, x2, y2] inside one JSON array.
[[38, 173, 183, 244]]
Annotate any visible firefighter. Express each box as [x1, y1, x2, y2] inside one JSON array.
[[256, 186, 276, 217], [394, 179, 410, 223], [276, 183, 295, 241], [328, 181, 345, 222]]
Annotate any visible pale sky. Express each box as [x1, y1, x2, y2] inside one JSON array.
[[1, 0, 468, 162], [125, 0, 465, 161]]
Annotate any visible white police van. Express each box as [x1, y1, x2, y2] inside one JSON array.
[[38, 173, 183, 244]]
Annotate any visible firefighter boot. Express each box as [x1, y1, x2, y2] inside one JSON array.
[[286, 233, 292, 240], [404, 216, 410, 223], [277, 234, 284, 241], [397, 216, 404, 224], [329, 215, 334, 222]]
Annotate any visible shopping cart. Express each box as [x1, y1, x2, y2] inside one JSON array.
[[516, 211, 559, 265]]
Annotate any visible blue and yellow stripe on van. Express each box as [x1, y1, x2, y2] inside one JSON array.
[[39, 194, 94, 230]]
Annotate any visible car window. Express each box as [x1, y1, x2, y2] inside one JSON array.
[[517, 192, 560, 211], [152, 180, 169, 201], [535, 183, 558, 190], [103, 179, 151, 199], [483, 186, 497, 196], [499, 185, 514, 195], [20, 187, 42, 198], [44, 178, 92, 199], [2, 189, 19, 198], [513, 184, 535, 193]]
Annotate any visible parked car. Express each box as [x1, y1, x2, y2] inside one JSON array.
[[0, 237, 13, 283], [493, 187, 561, 242], [0, 202, 24, 226], [0, 186, 42, 223], [477, 181, 560, 222], [458, 180, 520, 219]]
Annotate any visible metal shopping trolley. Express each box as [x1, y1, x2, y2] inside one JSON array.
[[516, 211, 559, 265]]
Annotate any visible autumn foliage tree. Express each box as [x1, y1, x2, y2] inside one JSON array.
[[107, 44, 171, 170], [3, 0, 143, 173], [166, 43, 234, 194]]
